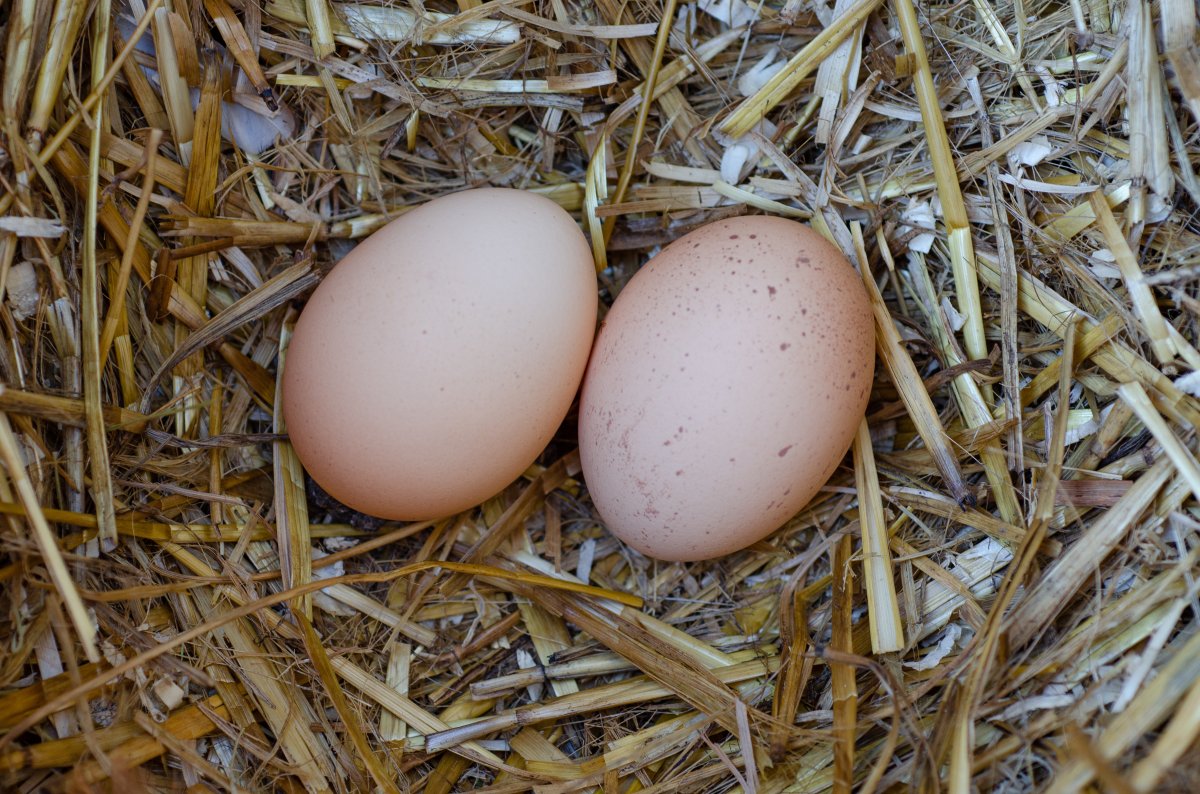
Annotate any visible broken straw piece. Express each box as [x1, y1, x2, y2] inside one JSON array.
[[311, 550, 356, 617], [118, 14, 297, 155], [1007, 136, 1053, 167], [1174, 371, 1200, 397], [219, 92, 298, 154], [698, 0, 758, 27], [1087, 249, 1122, 279], [715, 120, 776, 185], [5, 262, 40, 321], [900, 199, 936, 253], [904, 624, 962, 671], [737, 48, 784, 97]]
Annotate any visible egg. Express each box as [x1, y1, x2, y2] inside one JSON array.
[[283, 188, 597, 520], [579, 215, 874, 561]]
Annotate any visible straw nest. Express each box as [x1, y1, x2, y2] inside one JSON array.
[[1, 0, 1199, 791]]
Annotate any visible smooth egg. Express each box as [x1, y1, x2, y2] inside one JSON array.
[[579, 215, 874, 561], [283, 188, 597, 520]]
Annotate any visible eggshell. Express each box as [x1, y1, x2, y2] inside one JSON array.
[[283, 188, 596, 520], [579, 216, 874, 561]]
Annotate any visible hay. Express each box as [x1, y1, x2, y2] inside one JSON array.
[[1, 0, 1198, 790]]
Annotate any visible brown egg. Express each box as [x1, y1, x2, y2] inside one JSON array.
[[283, 188, 596, 520], [579, 216, 874, 561]]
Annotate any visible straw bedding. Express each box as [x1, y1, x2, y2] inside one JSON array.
[[1, 0, 1199, 791]]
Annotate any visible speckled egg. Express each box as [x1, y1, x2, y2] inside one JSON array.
[[283, 188, 597, 520], [579, 215, 874, 561]]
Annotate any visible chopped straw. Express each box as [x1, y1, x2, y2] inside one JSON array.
[[2, 0, 1200, 790]]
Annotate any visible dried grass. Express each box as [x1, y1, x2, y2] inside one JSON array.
[[1, 0, 1199, 791]]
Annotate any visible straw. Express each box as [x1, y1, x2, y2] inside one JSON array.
[[80, 0, 117, 545], [3, 0, 1198, 789], [0, 414, 99, 662], [830, 534, 858, 794], [853, 419, 904, 654]]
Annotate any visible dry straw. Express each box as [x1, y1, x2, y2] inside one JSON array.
[[1, 0, 1198, 791]]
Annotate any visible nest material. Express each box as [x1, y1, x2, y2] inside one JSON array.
[[1, 0, 1199, 791]]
